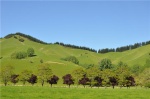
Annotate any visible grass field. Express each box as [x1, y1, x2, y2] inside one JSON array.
[[1, 86, 150, 99], [0, 35, 150, 99], [1, 36, 150, 77]]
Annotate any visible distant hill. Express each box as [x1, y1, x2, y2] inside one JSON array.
[[4, 32, 150, 53], [0, 33, 150, 77]]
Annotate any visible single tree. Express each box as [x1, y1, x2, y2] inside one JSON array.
[[109, 77, 118, 89], [99, 58, 113, 70], [37, 63, 53, 86], [0, 65, 14, 86], [28, 74, 37, 86], [47, 75, 59, 87], [115, 61, 131, 88], [19, 70, 32, 85], [79, 74, 90, 88], [72, 68, 85, 87], [125, 76, 135, 88], [101, 69, 112, 88], [86, 67, 100, 88], [62, 74, 74, 88], [27, 48, 34, 57], [11, 74, 19, 85], [94, 76, 103, 88]]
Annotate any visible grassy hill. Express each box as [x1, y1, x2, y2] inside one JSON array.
[[0, 35, 150, 78]]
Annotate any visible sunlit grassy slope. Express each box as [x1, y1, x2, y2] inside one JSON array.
[[0, 35, 150, 77]]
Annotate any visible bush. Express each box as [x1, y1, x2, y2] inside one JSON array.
[[11, 51, 27, 59], [14, 36, 18, 39], [19, 38, 24, 42], [63, 56, 79, 64], [40, 59, 43, 63], [27, 48, 34, 57]]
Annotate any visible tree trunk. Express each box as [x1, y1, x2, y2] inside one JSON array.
[[76, 84, 79, 88], [120, 85, 122, 89], [91, 86, 92, 88], [113, 85, 114, 89], [42, 80, 44, 86], [23, 81, 25, 86], [4, 82, 7, 86]]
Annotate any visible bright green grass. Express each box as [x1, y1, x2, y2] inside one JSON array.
[[1, 86, 150, 99]]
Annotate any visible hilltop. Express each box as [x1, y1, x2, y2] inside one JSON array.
[[0, 33, 150, 77]]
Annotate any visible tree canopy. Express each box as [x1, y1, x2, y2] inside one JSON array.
[[19, 70, 32, 85], [62, 74, 74, 88], [99, 58, 113, 70], [72, 68, 85, 85], [47, 75, 59, 87], [37, 63, 53, 86], [27, 48, 35, 57], [0, 65, 14, 86]]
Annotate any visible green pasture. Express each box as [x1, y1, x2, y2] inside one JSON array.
[[1, 86, 150, 99], [0, 35, 150, 80]]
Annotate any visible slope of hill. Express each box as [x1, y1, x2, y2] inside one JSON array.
[[0, 35, 150, 77]]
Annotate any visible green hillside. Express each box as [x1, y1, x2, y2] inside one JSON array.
[[0, 35, 150, 78]]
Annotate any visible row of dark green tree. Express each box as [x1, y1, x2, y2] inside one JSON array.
[[4, 32, 150, 53], [1, 59, 150, 88], [4, 32, 48, 44], [54, 42, 97, 52], [98, 41, 150, 53]]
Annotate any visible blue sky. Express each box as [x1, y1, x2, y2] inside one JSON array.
[[1, 0, 150, 50]]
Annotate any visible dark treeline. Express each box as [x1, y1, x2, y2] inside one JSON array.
[[15, 32, 48, 44], [54, 42, 97, 53], [98, 41, 150, 53], [98, 48, 115, 53], [4, 32, 48, 44]]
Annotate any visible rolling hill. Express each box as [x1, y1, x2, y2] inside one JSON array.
[[0, 34, 150, 78]]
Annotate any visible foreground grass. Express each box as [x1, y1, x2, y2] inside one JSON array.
[[1, 86, 150, 99]]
